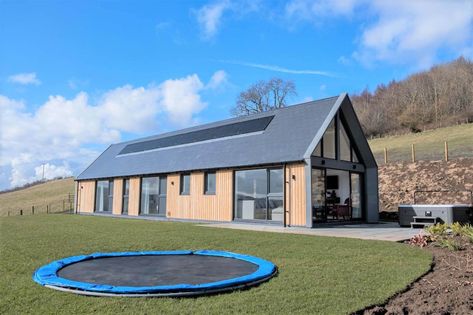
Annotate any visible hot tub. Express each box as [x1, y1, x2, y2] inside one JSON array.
[[398, 204, 473, 227]]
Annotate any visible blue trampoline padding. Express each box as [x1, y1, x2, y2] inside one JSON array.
[[33, 250, 277, 294]]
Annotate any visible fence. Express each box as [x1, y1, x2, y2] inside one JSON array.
[[374, 140, 471, 164], [3, 193, 74, 217]]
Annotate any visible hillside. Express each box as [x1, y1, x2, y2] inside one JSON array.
[[368, 123, 473, 164], [0, 178, 75, 216]]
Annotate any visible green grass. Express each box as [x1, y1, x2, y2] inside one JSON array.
[[0, 178, 74, 216], [0, 215, 432, 314], [368, 123, 473, 163]]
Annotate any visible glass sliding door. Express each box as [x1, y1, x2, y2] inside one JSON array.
[[140, 176, 167, 216], [234, 168, 284, 223], [350, 173, 362, 219], [311, 169, 326, 222], [95, 180, 112, 212], [268, 169, 283, 222]]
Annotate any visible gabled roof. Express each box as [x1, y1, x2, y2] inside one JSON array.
[[76, 94, 348, 180]]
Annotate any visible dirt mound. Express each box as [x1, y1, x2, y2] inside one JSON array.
[[362, 239, 473, 314], [379, 158, 473, 211]]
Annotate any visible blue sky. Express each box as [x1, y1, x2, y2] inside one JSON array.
[[1, 0, 472, 189]]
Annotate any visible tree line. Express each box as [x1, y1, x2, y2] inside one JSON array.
[[351, 57, 473, 138]]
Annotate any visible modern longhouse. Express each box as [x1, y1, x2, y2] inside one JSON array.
[[75, 93, 379, 227]]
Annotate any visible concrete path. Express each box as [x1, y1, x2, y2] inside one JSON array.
[[201, 222, 422, 242]]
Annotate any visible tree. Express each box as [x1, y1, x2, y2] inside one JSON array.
[[231, 78, 297, 116]]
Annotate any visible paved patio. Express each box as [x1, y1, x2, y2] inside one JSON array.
[[201, 222, 421, 242]]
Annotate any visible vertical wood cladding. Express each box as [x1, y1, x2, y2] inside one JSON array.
[[112, 178, 123, 215], [77, 180, 95, 213], [128, 177, 140, 216], [285, 163, 307, 226], [166, 170, 233, 221]]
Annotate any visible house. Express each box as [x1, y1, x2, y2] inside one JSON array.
[[75, 93, 379, 227]]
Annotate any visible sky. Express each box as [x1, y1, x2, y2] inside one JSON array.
[[1, 0, 472, 190]]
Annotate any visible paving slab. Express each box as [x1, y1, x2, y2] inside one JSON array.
[[200, 222, 421, 242]]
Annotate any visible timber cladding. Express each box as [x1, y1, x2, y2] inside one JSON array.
[[285, 163, 306, 226], [77, 180, 95, 213], [167, 170, 233, 221], [112, 178, 123, 215], [127, 177, 140, 216]]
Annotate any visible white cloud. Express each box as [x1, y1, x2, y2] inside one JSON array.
[[206, 70, 228, 89], [159, 74, 206, 124], [357, 1, 473, 67], [7, 72, 41, 85], [196, 0, 231, 39], [0, 71, 223, 189], [285, 0, 473, 67]]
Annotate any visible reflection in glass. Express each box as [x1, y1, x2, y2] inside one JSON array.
[[140, 177, 166, 216], [235, 168, 283, 222], [122, 179, 129, 214], [95, 180, 112, 212], [351, 173, 362, 219], [323, 118, 336, 159], [339, 121, 351, 161], [311, 169, 326, 222]]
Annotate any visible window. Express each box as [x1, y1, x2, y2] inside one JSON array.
[[140, 176, 167, 216], [204, 172, 216, 195], [180, 173, 190, 195], [322, 118, 336, 159], [235, 168, 283, 222], [339, 121, 351, 161], [122, 179, 129, 214], [95, 180, 113, 212]]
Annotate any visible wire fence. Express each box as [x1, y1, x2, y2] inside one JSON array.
[[3, 193, 74, 217], [374, 140, 473, 164]]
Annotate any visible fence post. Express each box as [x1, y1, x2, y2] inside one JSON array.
[[63, 200, 65, 212], [47, 205, 49, 214], [444, 141, 449, 162], [32, 205, 34, 215], [20, 209, 23, 216], [384, 147, 388, 164], [411, 144, 416, 162]]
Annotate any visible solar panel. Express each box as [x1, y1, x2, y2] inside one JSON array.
[[118, 115, 274, 155]]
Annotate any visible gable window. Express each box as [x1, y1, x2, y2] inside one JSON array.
[[122, 179, 129, 214], [339, 120, 351, 161], [204, 172, 216, 195], [180, 173, 190, 195], [322, 118, 336, 159], [95, 180, 113, 212]]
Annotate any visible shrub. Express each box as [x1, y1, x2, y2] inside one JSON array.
[[450, 222, 463, 236], [435, 238, 463, 251], [425, 223, 448, 239], [408, 233, 429, 247]]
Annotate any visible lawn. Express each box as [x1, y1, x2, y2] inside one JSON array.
[[0, 178, 74, 216], [0, 215, 431, 314]]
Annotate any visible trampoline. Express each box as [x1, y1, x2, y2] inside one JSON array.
[[33, 250, 277, 297]]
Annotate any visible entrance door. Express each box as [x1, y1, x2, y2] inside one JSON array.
[[140, 176, 167, 216]]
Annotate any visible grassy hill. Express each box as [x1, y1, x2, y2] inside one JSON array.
[[0, 178, 75, 216], [368, 123, 473, 164]]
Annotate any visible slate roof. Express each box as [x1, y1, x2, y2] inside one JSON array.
[[76, 94, 345, 180]]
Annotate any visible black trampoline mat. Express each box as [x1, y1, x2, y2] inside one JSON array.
[[57, 255, 259, 287]]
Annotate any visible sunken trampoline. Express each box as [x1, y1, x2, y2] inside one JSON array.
[[33, 250, 277, 297]]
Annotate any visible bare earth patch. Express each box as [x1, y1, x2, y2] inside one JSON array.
[[362, 239, 473, 315]]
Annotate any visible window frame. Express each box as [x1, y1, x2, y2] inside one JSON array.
[[122, 179, 129, 214], [204, 171, 216, 195], [180, 173, 191, 195]]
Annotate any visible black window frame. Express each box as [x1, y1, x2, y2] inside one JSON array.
[[204, 171, 216, 195], [180, 173, 191, 195]]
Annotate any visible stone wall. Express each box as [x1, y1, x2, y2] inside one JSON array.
[[379, 158, 473, 211]]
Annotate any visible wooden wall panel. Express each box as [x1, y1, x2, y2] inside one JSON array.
[[77, 180, 95, 213], [112, 178, 123, 215], [285, 163, 307, 226], [128, 177, 140, 216], [166, 170, 233, 221]]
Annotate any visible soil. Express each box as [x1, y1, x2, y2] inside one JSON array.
[[361, 238, 473, 315]]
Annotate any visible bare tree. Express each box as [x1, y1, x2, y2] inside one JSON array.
[[232, 78, 297, 116]]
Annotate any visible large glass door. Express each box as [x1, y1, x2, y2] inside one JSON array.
[[140, 176, 167, 216], [350, 173, 362, 219], [311, 168, 326, 222]]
